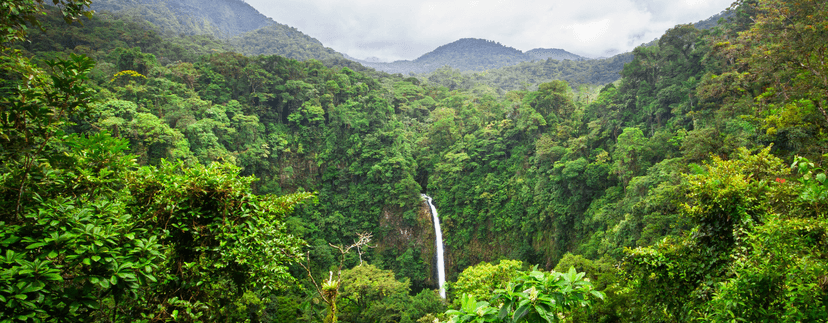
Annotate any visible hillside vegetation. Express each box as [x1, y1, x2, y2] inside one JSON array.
[[359, 38, 595, 75], [227, 24, 345, 61], [423, 52, 634, 92], [89, 0, 348, 63], [1, 0, 827, 322], [83, 0, 643, 91], [525, 48, 588, 61], [90, 0, 273, 38]]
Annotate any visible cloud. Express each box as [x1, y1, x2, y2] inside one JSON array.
[[245, 0, 733, 61]]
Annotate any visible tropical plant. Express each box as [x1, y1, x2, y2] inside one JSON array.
[[445, 267, 604, 323]]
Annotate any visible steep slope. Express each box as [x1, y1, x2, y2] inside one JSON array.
[[90, 0, 273, 38], [693, 10, 734, 30], [90, 0, 347, 62], [227, 24, 345, 61], [525, 48, 588, 61]]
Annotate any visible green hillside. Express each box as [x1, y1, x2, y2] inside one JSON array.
[[89, 0, 348, 63], [90, 0, 273, 38], [361, 38, 538, 74], [361, 38, 631, 91], [423, 52, 634, 92], [525, 48, 588, 61], [416, 38, 535, 71], [227, 24, 345, 61]]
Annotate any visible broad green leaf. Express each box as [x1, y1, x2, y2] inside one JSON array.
[[513, 304, 531, 322], [25, 242, 47, 249]]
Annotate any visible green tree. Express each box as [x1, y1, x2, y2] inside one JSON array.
[[612, 127, 647, 186], [339, 264, 413, 323], [0, 0, 92, 45], [451, 259, 523, 306], [445, 266, 604, 323], [0, 4, 315, 321], [624, 147, 828, 322]]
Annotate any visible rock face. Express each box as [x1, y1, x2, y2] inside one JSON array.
[[376, 202, 438, 288]]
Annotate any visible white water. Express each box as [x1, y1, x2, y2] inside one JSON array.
[[422, 194, 446, 299]]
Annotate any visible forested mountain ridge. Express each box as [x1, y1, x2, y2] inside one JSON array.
[[84, 0, 723, 91], [414, 10, 733, 92], [227, 24, 345, 61], [526, 48, 588, 61], [416, 38, 533, 71], [360, 38, 588, 74], [2, 0, 827, 322], [89, 0, 348, 62], [692, 9, 733, 30], [421, 51, 634, 92], [90, 0, 273, 38]]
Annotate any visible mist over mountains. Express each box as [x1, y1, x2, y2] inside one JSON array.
[[88, 0, 730, 86], [351, 38, 592, 75]]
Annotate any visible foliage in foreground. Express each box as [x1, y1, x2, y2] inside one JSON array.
[[0, 2, 313, 321], [624, 147, 828, 322], [446, 266, 604, 323]]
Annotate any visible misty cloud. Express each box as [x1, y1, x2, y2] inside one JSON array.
[[245, 0, 733, 61]]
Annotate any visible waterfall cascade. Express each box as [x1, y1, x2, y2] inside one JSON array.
[[422, 194, 446, 299]]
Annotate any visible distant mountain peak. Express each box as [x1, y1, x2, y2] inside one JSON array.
[[418, 38, 525, 62], [525, 48, 588, 61], [356, 38, 596, 74]]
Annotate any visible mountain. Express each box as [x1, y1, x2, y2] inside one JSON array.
[[423, 51, 634, 92], [525, 48, 588, 61], [227, 24, 345, 61], [86, 0, 732, 85], [693, 10, 734, 30], [90, 0, 273, 39], [360, 38, 541, 74], [417, 38, 531, 68], [415, 9, 735, 91], [358, 39, 597, 75], [89, 0, 347, 62]]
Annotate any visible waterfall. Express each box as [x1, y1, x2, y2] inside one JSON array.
[[422, 194, 446, 299]]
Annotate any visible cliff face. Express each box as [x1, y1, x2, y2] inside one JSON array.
[[377, 201, 438, 288]]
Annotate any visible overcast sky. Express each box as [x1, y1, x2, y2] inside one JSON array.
[[244, 0, 734, 62]]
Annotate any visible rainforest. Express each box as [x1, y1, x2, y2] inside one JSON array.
[[1, 0, 826, 322]]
